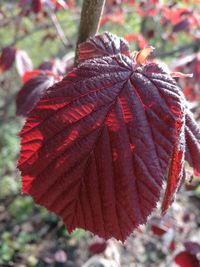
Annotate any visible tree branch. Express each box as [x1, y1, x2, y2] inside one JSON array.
[[74, 0, 105, 66], [155, 40, 200, 58], [45, 3, 73, 49]]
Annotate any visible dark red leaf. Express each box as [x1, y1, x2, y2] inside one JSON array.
[[169, 240, 176, 251], [174, 251, 199, 267], [150, 216, 174, 236], [38, 58, 68, 76], [185, 111, 200, 177], [78, 32, 130, 64], [22, 69, 61, 84], [18, 31, 186, 241], [173, 18, 190, 32], [22, 70, 42, 83], [16, 74, 56, 116], [38, 61, 55, 71], [151, 224, 167, 236], [31, 0, 42, 13], [0, 46, 16, 73], [89, 241, 108, 254]]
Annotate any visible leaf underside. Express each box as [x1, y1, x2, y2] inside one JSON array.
[[18, 32, 199, 241]]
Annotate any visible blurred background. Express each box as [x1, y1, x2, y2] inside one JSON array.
[[0, 0, 200, 266]]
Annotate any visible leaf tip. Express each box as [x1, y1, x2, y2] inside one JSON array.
[[170, 72, 193, 78], [134, 46, 155, 65]]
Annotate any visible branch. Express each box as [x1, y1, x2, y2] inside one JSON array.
[[45, 3, 73, 49], [155, 40, 200, 58], [1, 19, 75, 50], [74, 0, 105, 66]]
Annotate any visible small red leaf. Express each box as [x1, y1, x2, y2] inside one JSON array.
[[78, 32, 130, 64], [173, 18, 190, 32], [124, 33, 148, 49], [31, 0, 42, 13], [22, 70, 42, 83], [169, 240, 176, 251], [100, 11, 125, 27], [16, 73, 56, 116], [174, 251, 199, 267], [0, 46, 16, 73], [150, 216, 173, 236], [89, 241, 108, 254], [38, 61, 55, 71]]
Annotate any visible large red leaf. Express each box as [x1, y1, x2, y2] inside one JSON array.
[[18, 36, 185, 241]]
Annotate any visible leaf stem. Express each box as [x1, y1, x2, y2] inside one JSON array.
[[74, 0, 105, 66]]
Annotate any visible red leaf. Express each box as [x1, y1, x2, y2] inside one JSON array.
[[22, 69, 60, 84], [124, 34, 148, 49], [169, 240, 176, 251], [22, 70, 43, 83], [0, 46, 16, 73], [31, 0, 42, 13], [173, 18, 190, 32], [16, 73, 56, 116], [100, 11, 125, 27], [150, 216, 174, 236], [162, 117, 185, 213], [185, 111, 200, 177], [16, 50, 33, 77], [78, 32, 130, 64], [18, 33, 186, 241], [89, 241, 108, 254], [151, 224, 167, 236], [38, 61, 55, 71], [174, 251, 199, 267]]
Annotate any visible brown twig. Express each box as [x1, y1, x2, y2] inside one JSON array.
[[74, 0, 106, 66], [155, 40, 200, 58], [45, 3, 73, 49]]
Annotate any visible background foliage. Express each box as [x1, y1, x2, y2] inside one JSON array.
[[0, 0, 199, 266]]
